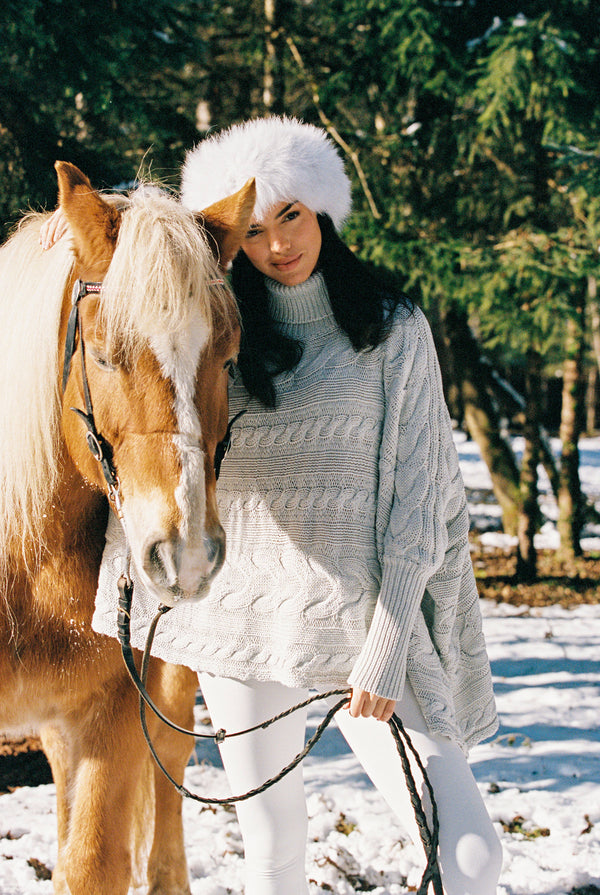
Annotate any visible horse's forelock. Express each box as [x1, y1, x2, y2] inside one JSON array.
[[99, 188, 237, 360]]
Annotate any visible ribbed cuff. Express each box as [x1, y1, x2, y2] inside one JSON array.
[[348, 560, 429, 702]]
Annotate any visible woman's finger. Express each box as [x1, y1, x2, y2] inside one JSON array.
[[40, 208, 69, 250]]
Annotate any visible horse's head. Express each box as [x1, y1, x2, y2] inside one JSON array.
[[57, 162, 255, 606]]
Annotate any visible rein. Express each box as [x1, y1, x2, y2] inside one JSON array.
[[117, 584, 442, 895], [116, 579, 442, 895], [64, 278, 443, 895]]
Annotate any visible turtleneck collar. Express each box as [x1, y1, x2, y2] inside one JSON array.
[[265, 271, 334, 325]]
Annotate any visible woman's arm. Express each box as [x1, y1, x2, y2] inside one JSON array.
[[349, 307, 460, 704]]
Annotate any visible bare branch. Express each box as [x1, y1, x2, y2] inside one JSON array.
[[285, 35, 381, 220]]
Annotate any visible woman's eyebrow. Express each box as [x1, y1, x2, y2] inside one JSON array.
[[275, 202, 298, 219]]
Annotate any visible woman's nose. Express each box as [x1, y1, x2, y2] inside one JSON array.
[[269, 231, 290, 253]]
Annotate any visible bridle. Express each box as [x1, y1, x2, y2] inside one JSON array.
[[63, 279, 124, 513], [62, 277, 239, 504], [63, 277, 443, 895]]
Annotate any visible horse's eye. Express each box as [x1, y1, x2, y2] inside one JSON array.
[[91, 351, 116, 372], [224, 359, 237, 378]]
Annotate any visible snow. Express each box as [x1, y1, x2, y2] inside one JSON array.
[[2, 436, 600, 895]]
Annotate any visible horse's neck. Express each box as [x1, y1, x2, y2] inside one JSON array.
[[55, 455, 109, 549], [14, 454, 109, 622]]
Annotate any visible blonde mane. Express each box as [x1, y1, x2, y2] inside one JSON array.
[[0, 187, 237, 575], [0, 215, 73, 572]]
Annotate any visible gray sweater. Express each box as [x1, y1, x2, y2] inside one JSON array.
[[92, 272, 497, 750]]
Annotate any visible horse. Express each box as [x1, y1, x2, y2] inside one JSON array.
[[0, 161, 255, 895]]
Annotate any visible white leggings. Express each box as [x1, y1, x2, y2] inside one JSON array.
[[197, 674, 502, 895]]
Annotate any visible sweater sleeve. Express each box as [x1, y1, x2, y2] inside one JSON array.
[[348, 307, 462, 701]]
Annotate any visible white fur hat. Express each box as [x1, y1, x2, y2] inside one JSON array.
[[180, 116, 352, 231]]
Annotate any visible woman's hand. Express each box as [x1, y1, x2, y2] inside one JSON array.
[[347, 688, 396, 722], [40, 207, 69, 250]]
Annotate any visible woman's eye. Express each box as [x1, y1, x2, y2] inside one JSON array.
[[245, 228, 260, 239], [284, 210, 300, 223]]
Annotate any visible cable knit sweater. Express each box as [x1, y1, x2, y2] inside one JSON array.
[[92, 272, 498, 750]]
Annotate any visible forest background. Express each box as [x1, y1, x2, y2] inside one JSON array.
[[2, 0, 600, 582]]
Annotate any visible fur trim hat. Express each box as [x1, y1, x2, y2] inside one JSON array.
[[180, 116, 352, 231]]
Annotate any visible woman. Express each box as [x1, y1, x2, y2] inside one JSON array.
[[43, 116, 502, 895]]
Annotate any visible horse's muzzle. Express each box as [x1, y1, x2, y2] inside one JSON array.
[[143, 529, 225, 605]]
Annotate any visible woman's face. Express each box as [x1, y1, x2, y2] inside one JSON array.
[[241, 201, 322, 286]]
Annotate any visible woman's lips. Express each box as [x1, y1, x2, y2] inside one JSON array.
[[273, 254, 302, 270]]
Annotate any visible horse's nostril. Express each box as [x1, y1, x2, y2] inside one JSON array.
[[203, 533, 222, 565], [148, 542, 160, 569], [146, 540, 178, 588]]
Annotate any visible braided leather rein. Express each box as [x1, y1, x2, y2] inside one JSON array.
[[117, 576, 443, 895]]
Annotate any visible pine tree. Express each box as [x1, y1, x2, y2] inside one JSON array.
[[455, 5, 600, 576], [0, 0, 213, 229]]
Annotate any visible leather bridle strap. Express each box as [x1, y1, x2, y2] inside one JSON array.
[[62, 278, 102, 393], [62, 280, 93, 392], [213, 407, 246, 480], [61, 279, 122, 511]]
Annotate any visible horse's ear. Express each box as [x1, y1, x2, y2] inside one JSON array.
[[55, 161, 121, 269], [199, 179, 256, 271]]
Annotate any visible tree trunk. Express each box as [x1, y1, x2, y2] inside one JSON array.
[[587, 275, 600, 376], [428, 296, 463, 425], [556, 313, 585, 562], [516, 349, 542, 582], [483, 363, 563, 507], [442, 307, 521, 535], [263, 0, 285, 115], [586, 364, 597, 435]]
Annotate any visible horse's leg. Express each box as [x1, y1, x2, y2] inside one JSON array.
[[39, 723, 71, 895], [145, 660, 197, 895], [61, 674, 151, 895]]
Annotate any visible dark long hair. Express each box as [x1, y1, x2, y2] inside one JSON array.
[[231, 214, 411, 408]]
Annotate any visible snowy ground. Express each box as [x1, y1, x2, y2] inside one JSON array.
[[2, 436, 600, 895]]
